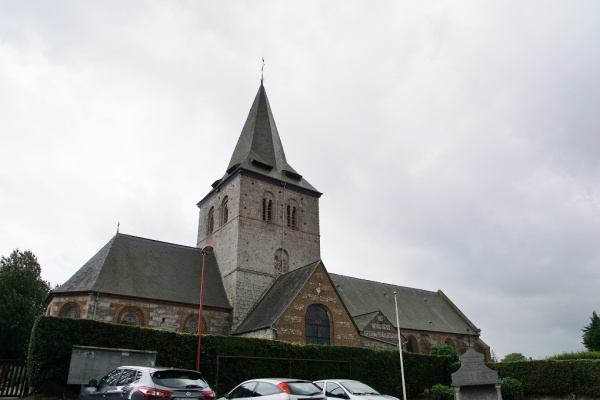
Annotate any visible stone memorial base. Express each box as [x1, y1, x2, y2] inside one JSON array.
[[454, 383, 502, 400]]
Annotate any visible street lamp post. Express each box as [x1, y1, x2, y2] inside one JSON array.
[[196, 244, 213, 372], [394, 291, 408, 400]]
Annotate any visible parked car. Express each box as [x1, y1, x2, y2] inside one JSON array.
[[220, 378, 325, 400], [79, 366, 215, 400], [313, 380, 398, 400]]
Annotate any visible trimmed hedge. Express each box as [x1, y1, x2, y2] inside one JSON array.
[[491, 360, 600, 398], [27, 316, 449, 398], [27, 316, 197, 396], [547, 351, 600, 361]]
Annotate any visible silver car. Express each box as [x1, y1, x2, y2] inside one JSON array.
[[79, 366, 215, 400], [221, 379, 325, 400], [313, 380, 398, 400]]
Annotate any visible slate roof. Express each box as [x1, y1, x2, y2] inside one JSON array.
[[233, 261, 321, 334], [329, 273, 479, 335], [51, 233, 231, 309], [200, 83, 320, 205]]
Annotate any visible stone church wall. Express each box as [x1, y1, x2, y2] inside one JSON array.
[[237, 328, 276, 340], [231, 269, 275, 328], [360, 336, 396, 349], [197, 177, 242, 278], [47, 293, 231, 335], [236, 174, 321, 273], [197, 173, 322, 329]]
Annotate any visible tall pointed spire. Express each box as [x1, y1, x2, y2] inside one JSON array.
[[219, 83, 319, 194]]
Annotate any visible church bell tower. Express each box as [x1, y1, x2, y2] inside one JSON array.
[[197, 83, 322, 328]]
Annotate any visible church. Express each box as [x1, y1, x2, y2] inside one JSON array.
[[46, 82, 490, 359]]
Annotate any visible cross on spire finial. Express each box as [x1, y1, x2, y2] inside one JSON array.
[[261, 57, 265, 84]]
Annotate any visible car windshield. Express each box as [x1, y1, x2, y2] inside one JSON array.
[[340, 381, 380, 395], [287, 382, 322, 396], [151, 370, 208, 389]]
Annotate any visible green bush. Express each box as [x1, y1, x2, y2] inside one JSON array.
[[430, 344, 460, 373], [491, 359, 600, 398], [431, 384, 453, 400], [547, 350, 600, 360], [501, 377, 523, 400], [502, 353, 526, 362], [430, 344, 458, 363]]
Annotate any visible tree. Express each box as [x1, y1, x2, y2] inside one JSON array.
[[430, 344, 459, 363], [0, 249, 50, 358], [502, 352, 527, 362], [490, 349, 499, 362], [501, 377, 524, 400], [430, 344, 460, 373], [582, 311, 600, 351]]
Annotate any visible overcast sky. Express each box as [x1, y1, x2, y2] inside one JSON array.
[[1, 1, 599, 361]]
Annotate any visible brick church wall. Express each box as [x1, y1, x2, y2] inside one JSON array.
[[357, 323, 490, 359], [274, 264, 360, 347], [359, 312, 398, 349], [398, 329, 489, 359]]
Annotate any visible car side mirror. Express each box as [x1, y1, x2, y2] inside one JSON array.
[[88, 379, 98, 387]]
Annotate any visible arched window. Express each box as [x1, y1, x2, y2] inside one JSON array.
[[262, 198, 273, 222], [305, 305, 331, 345], [406, 335, 419, 353], [207, 207, 215, 234], [262, 192, 275, 222], [291, 206, 297, 228], [274, 249, 289, 275], [118, 306, 143, 326], [286, 200, 299, 229], [59, 302, 80, 319], [220, 197, 229, 225], [183, 314, 208, 334]]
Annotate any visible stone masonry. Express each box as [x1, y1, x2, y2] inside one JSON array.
[[197, 172, 321, 329], [47, 293, 231, 335]]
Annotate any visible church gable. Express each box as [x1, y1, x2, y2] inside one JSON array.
[[232, 261, 319, 335], [354, 311, 398, 345], [273, 262, 360, 347], [233, 261, 360, 347]]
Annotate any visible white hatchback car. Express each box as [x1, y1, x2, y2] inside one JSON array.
[[221, 379, 325, 400], [313, 380, 398, 400]]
